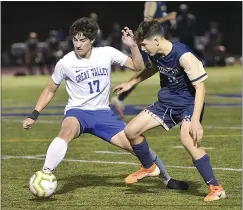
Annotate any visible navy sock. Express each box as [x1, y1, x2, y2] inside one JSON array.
[[193, 154, 219, 186], [132, 139, 153, 168]]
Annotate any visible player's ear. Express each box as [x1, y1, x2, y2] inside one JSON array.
[[154, 37, 159, 46]]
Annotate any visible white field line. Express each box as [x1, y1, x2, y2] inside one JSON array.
[[2, 118, 242, 130], [95, 151, 130, 155], [204, 126, 242, 130], [95, 147, 214, 155], [2, 119, 60, 124], [33, 154, 46, 157], [172, 146, 214, 150], [1, 155, 241, 172]]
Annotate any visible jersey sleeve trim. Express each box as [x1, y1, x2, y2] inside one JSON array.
[[51, 60, 66, 85], [51, 76, 61, 86], [179, 52, 208, 85], [191, 73, 208, 85]]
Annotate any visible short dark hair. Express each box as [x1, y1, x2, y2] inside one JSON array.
[[69, 17, 98, 41], [134, 20, 164, 44]]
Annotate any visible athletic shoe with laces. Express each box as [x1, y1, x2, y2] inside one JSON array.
[[125, 163, 160, 184], [166, 178, 189, 190], [204, 184, 226, 201]]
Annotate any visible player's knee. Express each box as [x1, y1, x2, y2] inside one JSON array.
[[180, 123, 191, 148], [124, 125, 139, 141], [58, 127, 75, 143], [180, 132, 192, 149]]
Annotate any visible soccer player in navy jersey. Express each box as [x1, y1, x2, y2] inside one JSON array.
[[114, 20, 226, 202], [112, 1, 176, 118]]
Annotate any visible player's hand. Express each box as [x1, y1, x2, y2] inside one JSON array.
[[23, 118, 36, 130], [113, 82, 133, 95], [168, 12, 177, 20], [170, 20, 177, 29], [189, 118, 203, 146], [121, 27, 137, 48]]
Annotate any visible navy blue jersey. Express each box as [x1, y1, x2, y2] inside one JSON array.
[[153, 2, 168, 35], [145, 42, 201, 109]]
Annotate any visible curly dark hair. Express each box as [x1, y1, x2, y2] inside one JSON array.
[[69, 17, 98, 41], [134, 20, 164, 44]]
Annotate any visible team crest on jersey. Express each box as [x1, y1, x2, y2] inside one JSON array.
[[156, 65, 180, 74]]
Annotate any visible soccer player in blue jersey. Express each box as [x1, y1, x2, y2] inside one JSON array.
[[22, 17, 188, 191], [114, 20, 226, 201], [112, 1, 176, 118]]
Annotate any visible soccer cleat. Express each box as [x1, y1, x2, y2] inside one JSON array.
[[166, 178, 189, 190], [204, 184, 226, 201], [111, 96, 125, 119], [125, 163, 160, 184]]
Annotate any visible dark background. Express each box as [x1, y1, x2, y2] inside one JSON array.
[[1, 1, 242, 54]]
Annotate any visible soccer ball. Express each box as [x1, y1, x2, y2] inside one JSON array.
[[29, 171, 57, 198]]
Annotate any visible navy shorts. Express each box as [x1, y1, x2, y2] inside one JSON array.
[[145, 101, 204, 131], [64, 109, 126, 142]]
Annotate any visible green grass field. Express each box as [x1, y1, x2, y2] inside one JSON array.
[[1, 65, 242, 210]]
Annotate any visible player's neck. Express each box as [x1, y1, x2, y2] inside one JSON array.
[[76, 46, 93, 59], [84, 47, 93, 59], [158, 40, 173, 56]]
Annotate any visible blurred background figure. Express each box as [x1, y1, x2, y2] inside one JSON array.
[[111, 1, 177, 118], [204, 21, 226, 66], [44, 30, 63, 74], [63, 35, 74, 54], [57, 28, 64, 42], [176, 4, 197, 51], [108, 22, 124, 71], [25, 32, 44, 75], [144, 1, 177, 39], [108, 22, 122, 51], [89, 12, 103, 47]]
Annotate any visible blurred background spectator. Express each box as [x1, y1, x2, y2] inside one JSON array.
[[89, 12, 104, 47], [44, 30, 63, 74], [204, 21, 226, 66], [2, 1, 242, 75], [25, 32, 45, 75], [108, 22, 124, 71], [144, 1, 177, 39], [176, 4, 196, 51]]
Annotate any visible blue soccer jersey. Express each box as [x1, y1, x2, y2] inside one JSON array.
[[143, 42, 207, 130], [149, 42, 207, 108]]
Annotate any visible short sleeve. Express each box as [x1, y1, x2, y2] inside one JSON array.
[[105, 46, 128, 66], [51, 61, 66, 85], [179, 52, 208, 85]]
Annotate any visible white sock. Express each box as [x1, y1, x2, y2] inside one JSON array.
[[42, 137, 68, 173]]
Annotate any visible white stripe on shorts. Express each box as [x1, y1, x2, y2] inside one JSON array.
[[144, 109, 169, 131]]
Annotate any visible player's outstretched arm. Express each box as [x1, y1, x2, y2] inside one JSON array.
[[154, 12, 177, 24], [130, 65, 158, 84], [121, 27, 145, 72], [113, 66, 158, 94], [22, 79, 59, 130], [34, 79, 59, 113]]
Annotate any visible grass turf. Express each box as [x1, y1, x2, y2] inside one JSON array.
[[1, 65, 242, 209]]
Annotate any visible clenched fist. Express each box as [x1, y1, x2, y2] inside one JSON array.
[[23, 118, 36, 130]]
